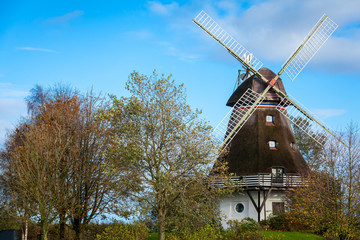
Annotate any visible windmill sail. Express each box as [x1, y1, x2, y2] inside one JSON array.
[[280, 15, 338, 81], [193, 10, 263, 71], [212, 88, 264, 153], [276, 94, 349, 149]]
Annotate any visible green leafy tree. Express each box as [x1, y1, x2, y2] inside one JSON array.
[[291, 117, 323, 170], [101, 71, 227, 240]]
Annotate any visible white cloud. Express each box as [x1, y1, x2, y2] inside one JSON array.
[[312, 37, 360, 74], [157, 41, 199, 62], [43, 10, 84, 26], [215, 0, 240, 15], [0, 83, 29, 98], [314, 108, 347, 119], [0, 120, 15, 148], [191, 0, 360, 73], [0, 83, 28, 147], [0, 98, 27, 146], [147, 1, 179, 16], [0, 89, 29, 98], [19, 47, 57, 53], [0, 99, 27, 118], [0, 82, 11, 87]]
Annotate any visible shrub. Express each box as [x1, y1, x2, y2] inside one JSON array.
[[95, 222, 149, 240], [166, 233, 181, 240], [260, 214, 307, 232], [323, 224, 360, 240], [184, 224, 222, 240], [226, 218, 262, 240], [228, 218, 260, 232], [83, 222, 111, 240], [265, 214, 290, 231]]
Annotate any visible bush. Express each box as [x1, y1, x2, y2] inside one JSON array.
[[228, 218, 260, 232], [95, 222, 149, 240], [264, 214, 290, 231], [166, 233, 181, 240], [83, 222, 111, 240], [260, 214, 306, 232], [188, 224, 222, 240], [226, 218, 262, 240], [168, 224, 222, 240], [323, 224, 360, 240]]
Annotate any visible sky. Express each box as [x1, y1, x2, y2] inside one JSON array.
[[1, 0, 360, 146]]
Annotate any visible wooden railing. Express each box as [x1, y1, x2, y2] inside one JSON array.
[[211, 173, 305, 188]]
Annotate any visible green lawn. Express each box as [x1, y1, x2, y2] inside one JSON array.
[[260, 231, 323, 240], [146, 232, 158, 240], [146, 231, 323, 240]]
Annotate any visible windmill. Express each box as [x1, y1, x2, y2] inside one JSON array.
[[193, 11, 349, 224]]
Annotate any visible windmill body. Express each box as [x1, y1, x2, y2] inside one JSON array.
[[225, 68, 308, 176], [219, 68, 308, 226], [193, 10, 348, 227]]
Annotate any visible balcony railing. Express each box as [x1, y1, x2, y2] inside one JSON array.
[[211, 173, 305, 188]]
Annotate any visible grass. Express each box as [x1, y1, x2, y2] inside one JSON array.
[[259, 231, 323, 240], [146, 232, 158, 240], [146, 231, 323, 240]]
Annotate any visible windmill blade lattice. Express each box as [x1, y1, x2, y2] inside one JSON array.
[[193, 10, 263, 71], [281, 15, 338, 81], [212, 88, 264, 155], [276, 95, 348, 150]]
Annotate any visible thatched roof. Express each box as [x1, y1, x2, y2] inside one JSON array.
[[222, 108, 309, 175], [227, 67, 287, 106], [219, 67, 309, 176]]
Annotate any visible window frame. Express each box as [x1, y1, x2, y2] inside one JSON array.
[[234, 203, 245, 213], [268, 140, 277, 149], [266, 115, 273, 123]]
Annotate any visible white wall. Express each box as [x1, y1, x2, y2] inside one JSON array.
[[219, 190, 285, 228]]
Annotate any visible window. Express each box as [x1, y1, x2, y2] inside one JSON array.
[[266, 115, 274, 125], [268, 140, 277, 149], [272, 167, 285, 183], [290, 142, 295, 151], [266, 115, 273, 123], [235, 203, 244, 213], [272, 202, 285, 215]]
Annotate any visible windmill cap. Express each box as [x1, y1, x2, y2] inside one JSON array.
[[226, 67, 287, 107]]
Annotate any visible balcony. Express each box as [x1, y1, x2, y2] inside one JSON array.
[[211, 173, 305, 189]]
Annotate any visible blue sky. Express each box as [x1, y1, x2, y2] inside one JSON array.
[[1, 0, 360, 145]]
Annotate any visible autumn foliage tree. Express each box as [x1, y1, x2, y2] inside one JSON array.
[[288, 122, 360, 238], [0, 85, 118, 240]]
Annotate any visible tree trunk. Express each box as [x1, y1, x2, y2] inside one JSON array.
[[21, 220, 28, 240], [41, 221, 49, 240], [42, 229, 48, 240], [158, 208, 166, 240], [73, 217, 81, 240], [59, 211, 66, 240]]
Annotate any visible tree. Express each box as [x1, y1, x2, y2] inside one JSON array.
[[0, 122, 33, 240], [287, 122, 360, 238], [291, 117, 323, 171], [1, 85, 118, 240], [68, 91, 119, 240], [1, 117, 65, 240], [102, 71, 226, 240]]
